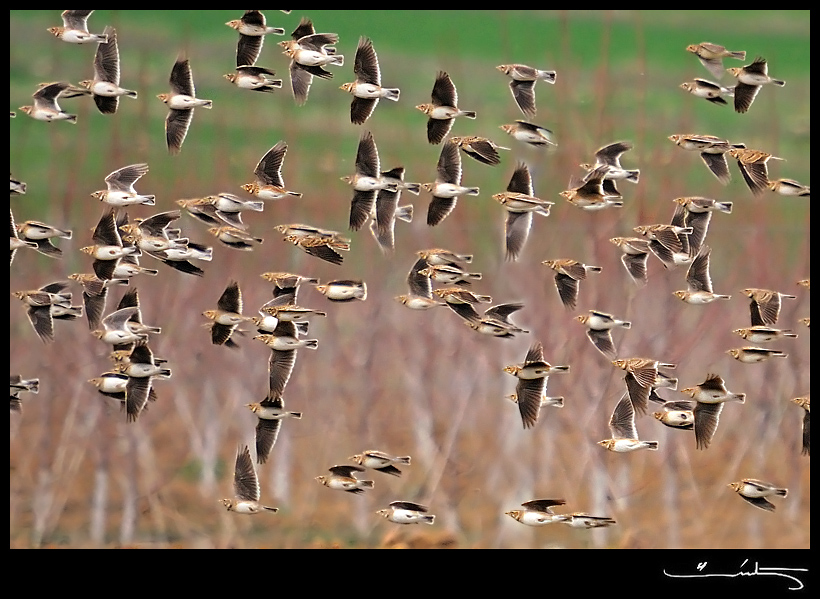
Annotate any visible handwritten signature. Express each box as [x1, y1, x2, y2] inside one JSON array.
[[664, 559, 807, 591]]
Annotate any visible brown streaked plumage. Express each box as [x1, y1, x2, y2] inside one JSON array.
[[728, 148, 784, 196], [685, 42, 745, 79], [79, 26, 137, 115], [742, 287, 796, 327], [504, 342, 569, 429], [242, 140, 302, 201], [682, 373, 745, 450], [791, 396, 809, 457], [598, 393, 659, 452], [543, 259, 601, 311], [667, 133, 746, 185], [493, 162, 552, 261], [496, 63, 555, 116], [349, 450, 411, 477], [47, 10, 108, 44]]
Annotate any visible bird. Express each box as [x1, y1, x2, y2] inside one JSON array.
[[220, 445, 279, 514], [504, 342, 569, 429], [633, 223, 693, 269], [315, 465, 374, 495], [673, 245, 731, 304], [651, 394, 696, 430], [260, 271, 319, 304], [727, 56, 785, 113], [728, 479, 788, 512], [10, 215, 40, 264], [158, 56, 213, 155], [543, 259, 601, 311], [496, 63, 556, 116], [416, 71, 476, 144], [742, 287, 797, 326], [224, 66, 282, 93], [609, 236, 652, 287], [417, 263, 482, 287], [203, 281, 252, 348], [256, 322, 318, 398], [726, 347, 788, 364], [579, 141, 640, 184], [116, 342, 171, 423], [120, 210, 188, 254], [598, 393, 659, 452], [575, 310, 631, 359], [246, 391, 302, 465], [417, 248, 473, 266], [47, 10, 108, 44], [91, 163, 155, 207], [91, 306, 145, 349], [176, 198, 246, 229], [505, 498, 569, 526], [560, 165, 623, 211], [394, 258, 447, 310], [313, 279, 367, 302], [16, 219, 72, 259], [10, 375, 39, 413], [732, 325, 798, 344], [493, 163, 553, 262], [78, 27, 137, 114], [18, 82, 77, 123], [679, 78, 734, 106], [499, 120, 557, 147], [341, 130, 397, 231], [728, 148, 784, 196], [449, 136, 509, 166], [80, 208, 138, 281], [370, 166, 418, 253], [612, 357, 676, 416], [68, 273, 128, 331], [12, 281, 73, 342], [241, 141, 302, 201], [196, 193, 264, 215], [377, 501, 435, 525], [208, 226, 263, 251], [432, 286, 492, 319], [672, 197, 733, 258], [258, 301, 327, 323], [340, 36, 400, 125], [686, 42, 746, 79], [225, 10, 285, 68], [790, 396, 809, 456], [422, 139, 480, 226], [667, 134, 746, 185], [682, 373, 745, 450], [349, 450, 411, 477], [283, 233, 349, 265], [460, 303, 529, 338], [279, 17, 343, 105], [768, 178, 809, 197], [147, 242, 210, 277]]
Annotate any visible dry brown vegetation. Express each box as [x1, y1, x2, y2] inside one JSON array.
[[10, 11, 809, 549]]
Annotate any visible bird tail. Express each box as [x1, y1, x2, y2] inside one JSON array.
[[126, 90, 138, 99], [422, 515, 435, 525], [142, 195, 157, 206], [645, 441, 659, 450], [361, 480, 375, 489], [773, 79, 786, 87], [462, 111, 477, 119], [330, 55, 344, 66], [625, 169, 640, 184], [621, 321, 632, 329], [775, 488, 788, 497], [403, 182, 421, 195], [730, 51, 746, 60], [466, 187, 480, 195], [716, 201, 733, 214], [395, 204, 413, 223], [385, 88, 400, 101], [304, 339, 319, 349], [263, 506, 279, 512], [731, 393, 746, 403]]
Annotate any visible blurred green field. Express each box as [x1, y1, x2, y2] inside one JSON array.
[[10, 11, 809, 550]]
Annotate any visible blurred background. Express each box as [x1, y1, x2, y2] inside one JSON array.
[[10, 10, 809, 548]]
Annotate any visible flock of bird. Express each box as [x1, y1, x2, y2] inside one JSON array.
[[10, 10, 810, 542]]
